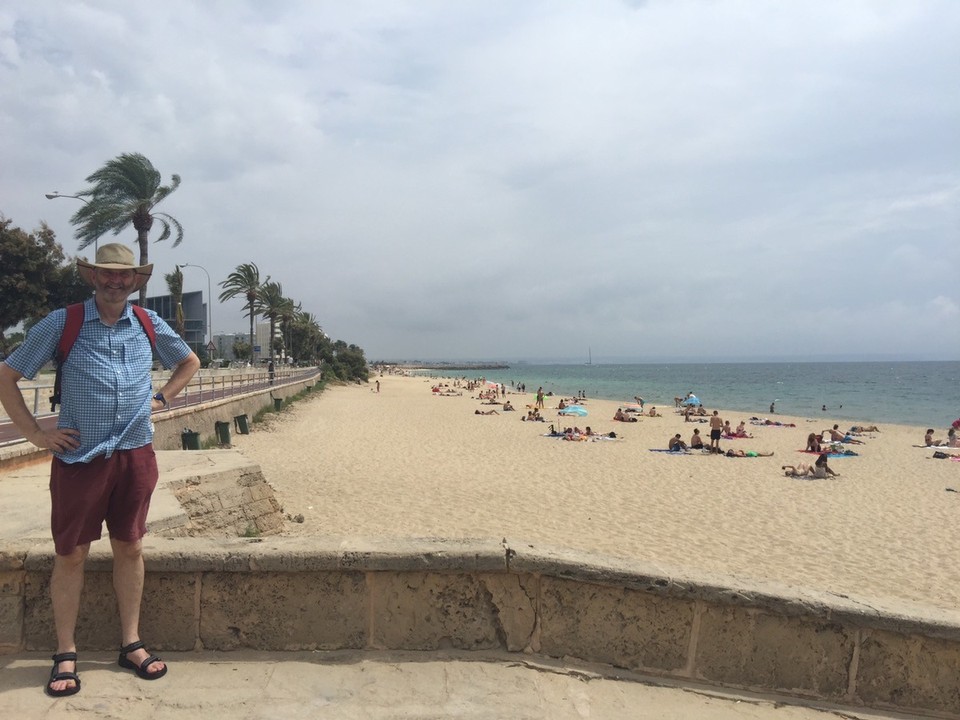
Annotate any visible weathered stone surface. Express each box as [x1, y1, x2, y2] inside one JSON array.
[[0, 571, 26, 649], [254, 513, 284, 534], [539, 577, 693, 672], [165, 464, 285, 538], [0, 571, 23, 596], [340, 537, 507, 573], [370, 572, 505, 651], [145, 539, 263, 572], [0, 595, 23, 649], [25, 570, 115, 650], [695, 604, 853, 699], [483, 573, 538, 652], [199, 571, 366, 651], [0, 544, 31, 571], [24, 570, 197, 651], [856, 628, 960, 715], [138, 573, 201, 651]]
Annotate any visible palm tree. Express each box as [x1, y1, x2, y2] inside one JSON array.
[[278, 296, 300, 363], [255, 281, 288, 368], [291, 310, 324, 365], [164, 267, 186, 339], [218, 263, 266, 361], [70, 152, 183, 305]]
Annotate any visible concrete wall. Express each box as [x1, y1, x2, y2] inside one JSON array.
[[1, 537, 958, 717], [151, 375, 319, 451], [0, 374, 320, 471]]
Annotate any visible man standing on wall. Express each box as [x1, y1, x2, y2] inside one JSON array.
[[0, 244, 200, 697]]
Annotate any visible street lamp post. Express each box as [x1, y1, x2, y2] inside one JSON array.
[[177, 263, 215, 358], [44, 192, 96, 253]]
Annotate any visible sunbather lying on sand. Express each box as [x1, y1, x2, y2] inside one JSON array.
[[825, 424, 865, 444], [783, 453, 838, 478]]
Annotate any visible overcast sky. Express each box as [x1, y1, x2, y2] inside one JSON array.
[[2, 1, 957, 362]]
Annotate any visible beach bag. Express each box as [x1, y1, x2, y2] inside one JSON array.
[[933, 450, 949, 459]]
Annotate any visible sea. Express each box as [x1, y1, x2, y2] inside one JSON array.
[[418, 361, 960, 430]]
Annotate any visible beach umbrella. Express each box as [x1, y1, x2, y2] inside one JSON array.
[[559, 405, 588, 417], [681, 395, 701, 406]]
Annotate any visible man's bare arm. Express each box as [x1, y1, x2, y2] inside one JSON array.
[[0, 363, 80, 452], [150, 352, 201, 412]]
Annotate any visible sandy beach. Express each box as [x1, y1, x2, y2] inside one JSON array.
[[229, 374, 960, 614]]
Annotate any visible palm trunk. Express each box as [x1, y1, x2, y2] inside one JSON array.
[[137, 227, 150, 306], [249, 307, 255, 363], [269, 317, 276, 366]]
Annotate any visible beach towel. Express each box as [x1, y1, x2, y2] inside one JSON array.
[[750, 419, 796, 427], [648, 449, 691, 455], [798, 450, 857, 458]]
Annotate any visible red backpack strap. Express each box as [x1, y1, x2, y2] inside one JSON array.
[[50, 304, 157, 412], [51, 303, 85, 411], [131, 305, 157, 349]]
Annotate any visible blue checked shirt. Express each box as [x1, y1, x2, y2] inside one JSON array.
[[5, 298, 192, 463]]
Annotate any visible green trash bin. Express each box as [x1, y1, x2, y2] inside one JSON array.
[[273, 398, 283, 411], [181, 429, 200, 450], [234, 414, 250, 435], [215, 420, 231, 446]]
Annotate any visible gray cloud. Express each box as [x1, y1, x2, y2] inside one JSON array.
[[2, 0, 957, 361]]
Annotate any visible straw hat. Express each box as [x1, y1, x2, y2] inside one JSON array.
[[77, 243, 153, 293]]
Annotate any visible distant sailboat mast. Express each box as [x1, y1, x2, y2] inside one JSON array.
[[586, 347, 592, 366]]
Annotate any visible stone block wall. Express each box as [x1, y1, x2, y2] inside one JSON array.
[[1, 537, 959, 717], [166, 465, 285, 538]]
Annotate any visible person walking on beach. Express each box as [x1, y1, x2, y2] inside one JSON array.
[[709, 410, 724, 453], [535, 387, 544, 409], [0, 244, 200, 697]]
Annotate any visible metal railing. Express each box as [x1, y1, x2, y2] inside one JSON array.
[[4, 366, 321, 422], [173, 366, 320, 408]]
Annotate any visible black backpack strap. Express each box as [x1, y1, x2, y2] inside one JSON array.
[[51, 304, 85, 412]]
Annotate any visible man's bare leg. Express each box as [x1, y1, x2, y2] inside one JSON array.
[[49, 544, 89, 693], [111, 538, 165, 675]]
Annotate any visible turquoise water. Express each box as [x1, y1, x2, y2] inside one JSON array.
[[424, 362, 960, 429]]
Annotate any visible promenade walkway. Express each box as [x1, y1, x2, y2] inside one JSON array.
[[0, 651, 905, 719]]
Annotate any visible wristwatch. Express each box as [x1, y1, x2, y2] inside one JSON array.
[[153, 392, 168, 408]]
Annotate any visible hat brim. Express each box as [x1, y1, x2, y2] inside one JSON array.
[[77, 259, 153, 294]]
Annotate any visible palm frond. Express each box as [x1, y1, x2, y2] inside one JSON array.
[[70, 153, 183, 252]]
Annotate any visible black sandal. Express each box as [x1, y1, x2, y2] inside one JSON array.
[[118, 640, 168, 680], [45, 651, 81, 697]]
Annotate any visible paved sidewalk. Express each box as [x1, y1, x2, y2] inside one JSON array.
[[0, 650, 910, 719]]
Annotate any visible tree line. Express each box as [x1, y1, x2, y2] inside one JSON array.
[[1, 153, 366, 383]]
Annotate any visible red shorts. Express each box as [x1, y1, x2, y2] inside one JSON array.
[[49, 445, 159, 556]]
